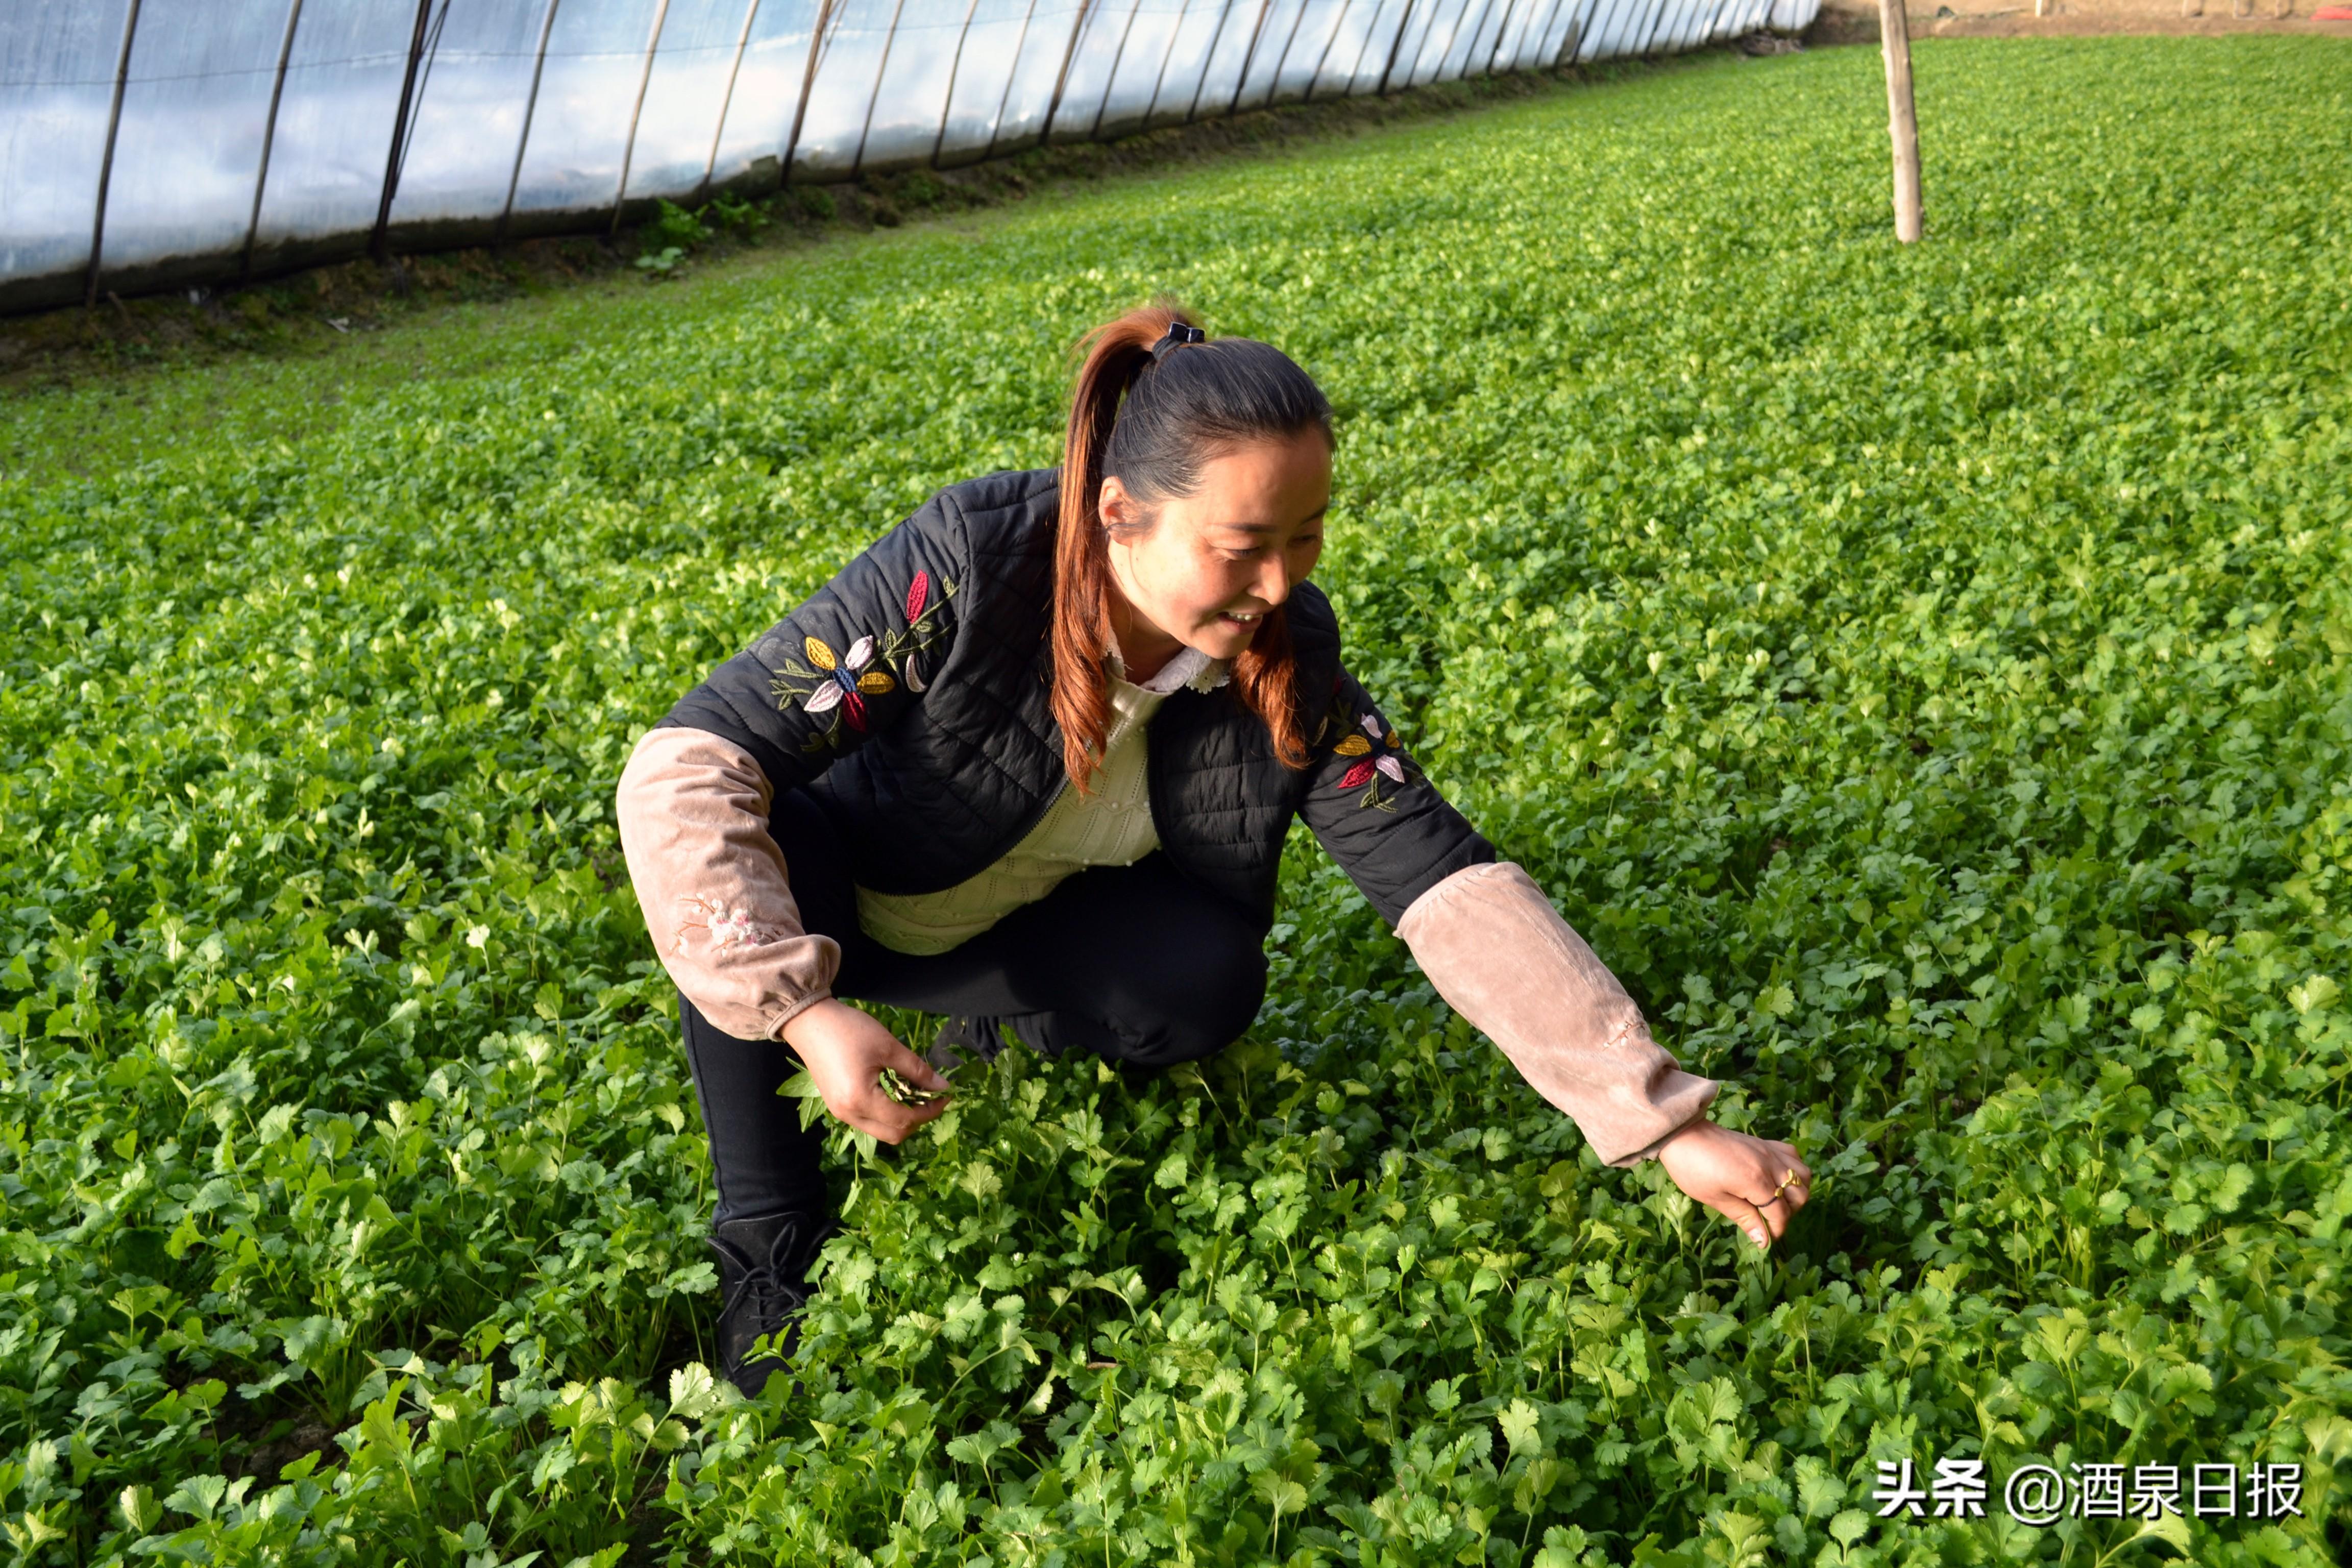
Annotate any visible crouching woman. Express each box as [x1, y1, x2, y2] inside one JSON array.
[[616, 303, 1812, 1396]]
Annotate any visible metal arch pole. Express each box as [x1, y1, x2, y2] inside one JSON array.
[[1453, 0, 1501, 78], [1571, 0, 1608, 60], [611, 0, 675, 230], [84, 0, 144, 308], [1301, 0, 1356, 100], [981, 0, 1043, 157], [1638, 0, 1672, 50], [1655, 0, 1694, 48], [499, 0, 564, 242], [1223, 0, 1274, 114], [1263, 0, 1317, 105], [1042, 0, 1102, 142], [1640, 0, 1679, 53], [1375, 0, 1419, 92], [1524, 0, 1561, 63], [1512, 0, 1559, 67], [1530, 0, 1573, 64], [1480, 0, 1522, 71], [1477, 0, 1514, 71], [1183, 0, 1237, 118], [1596, 0, 1645, 58], [1536, 0, 1575, 60], [1516, 0, 1559, 65], [850, 0, 912, 174], [1404, 0, 1461, 86], [1564, 0, 1604, 59], [704, 0, 767, 195], [782, 0, 840, 181], [1606, 0, 1650, 55], [1144, 0, 1198, 122], [1619, 0, 1661, 54], [932, 0, 988, 165], [1567, 0, 1599, 57], [1625, 0, 1660, 53], [1338, 0, 1396, 94], [1425, 0, 1479, 83], [1478, 0, 1513, 70], [1574, 0, 1616, 57], [371, 0, 437, 262], [1582, 0, 1632, 58], [1635, 0, 1669, 53], [1513, 0, 1553, 65], [240, 0, 305, 283], [1086, 0, 1148, 138], [1483, 0, 1525, 71], [1341, 0, 1396, 93], [1402, 0, 1458, 87], [391, 0, 456, 197], [1520, 0, 1567, 67]]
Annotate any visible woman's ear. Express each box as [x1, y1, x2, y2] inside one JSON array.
[[1098, 473, 1132, 530], [1098, 474, 1152, 535]]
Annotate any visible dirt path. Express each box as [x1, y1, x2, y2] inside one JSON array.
[[1808, 0, 2348, 40]]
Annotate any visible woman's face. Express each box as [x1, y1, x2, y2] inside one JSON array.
[[1098, 431, 1333, 668]]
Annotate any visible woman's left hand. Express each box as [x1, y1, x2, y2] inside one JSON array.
[[1653, 1120, 1812, 1252]]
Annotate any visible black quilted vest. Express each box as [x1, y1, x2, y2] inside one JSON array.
[[659, 466, 1492, 932]]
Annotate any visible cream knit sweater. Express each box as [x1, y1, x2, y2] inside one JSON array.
[[854, 645, 1227, 953]]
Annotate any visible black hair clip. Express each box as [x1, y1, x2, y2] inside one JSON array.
[[1148, 322, 1206, 362]]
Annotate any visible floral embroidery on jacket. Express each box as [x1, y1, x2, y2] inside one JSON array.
[[673, 895, 794, 954], [769, 570, 958, 751], [1318, 678, 1419, 813]]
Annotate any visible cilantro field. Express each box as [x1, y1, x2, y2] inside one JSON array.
[[4, 33, 2350, 1568]]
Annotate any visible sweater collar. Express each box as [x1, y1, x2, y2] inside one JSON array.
[[1105, 641, 1230, 694]]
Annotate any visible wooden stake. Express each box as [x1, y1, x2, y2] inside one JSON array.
[[1878, 0, 1921, 243]]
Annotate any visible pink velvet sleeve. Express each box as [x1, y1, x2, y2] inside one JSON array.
[[614, 725, 842, 1041], [1395, 861, 1721, 1168]]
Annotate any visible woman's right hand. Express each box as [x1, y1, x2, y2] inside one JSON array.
[[1654, 1119, 1812, 1251], [779, 998, 953, 1145]]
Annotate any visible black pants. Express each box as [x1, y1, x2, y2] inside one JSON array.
[[678, 787, 1269, 1224]]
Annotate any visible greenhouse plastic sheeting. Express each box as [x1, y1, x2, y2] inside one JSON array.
[[0, 0, 1817, 311]]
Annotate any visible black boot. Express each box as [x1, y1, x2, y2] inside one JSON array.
[[707, 1207, 841, 1399]]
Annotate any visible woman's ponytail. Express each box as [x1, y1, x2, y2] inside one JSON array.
[[1052, 306, 1168, 794], [1051, 300, 1331, 794]]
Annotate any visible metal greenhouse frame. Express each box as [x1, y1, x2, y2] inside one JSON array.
[[0, 0, 1815, 313]]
